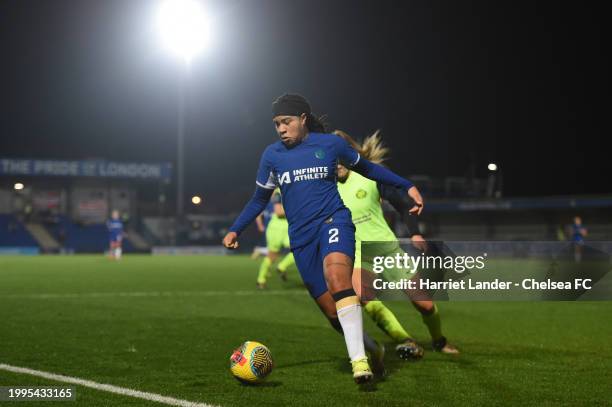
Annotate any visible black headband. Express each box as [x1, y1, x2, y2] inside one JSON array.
[[272, 93, 311, 118]]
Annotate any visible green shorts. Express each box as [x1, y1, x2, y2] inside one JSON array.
[[266, 219, 290, 252], [357, 240, 414, 283]]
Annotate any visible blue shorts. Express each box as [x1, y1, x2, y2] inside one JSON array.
[[292, 210, 355, 298], [110, 235, 123, 244]]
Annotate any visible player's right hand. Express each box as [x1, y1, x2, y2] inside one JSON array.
[[223, 232, 240, 249], [407, 186, 424, 215], [411, 234, 428, 252]]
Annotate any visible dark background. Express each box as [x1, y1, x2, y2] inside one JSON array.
[[1, 0, 608, 198]]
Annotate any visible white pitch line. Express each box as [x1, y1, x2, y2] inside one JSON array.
[[0, 363, 218, 407], [0, 290, 307, 300]]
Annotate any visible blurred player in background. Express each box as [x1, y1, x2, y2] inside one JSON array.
[[250, 201, 273, 259], [570, 216, 588, 262], [256, 189, 295, 289], [107, 209, 124, 260], [223, 93, 423, 383], [335, 130, 459, 355]]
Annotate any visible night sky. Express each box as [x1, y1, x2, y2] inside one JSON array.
[[1, 1, 608, 199]]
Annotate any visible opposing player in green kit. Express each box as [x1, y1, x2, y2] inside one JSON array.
[[256, 189, 296, 289], [335, 130, 459, 357]]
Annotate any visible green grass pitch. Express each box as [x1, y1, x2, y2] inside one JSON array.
[[0, 255, 611, 406]]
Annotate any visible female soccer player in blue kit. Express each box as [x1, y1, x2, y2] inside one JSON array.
[[222, 94, 423, 384], [107, 209, 124, 260]]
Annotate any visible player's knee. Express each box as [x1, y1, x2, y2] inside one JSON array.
[[323, 257, 353, 292], [413, 300, 435, 315], [326, 271, 353, 293]]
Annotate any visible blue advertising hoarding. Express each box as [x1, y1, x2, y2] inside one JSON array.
[[0, 158, 172, 182]]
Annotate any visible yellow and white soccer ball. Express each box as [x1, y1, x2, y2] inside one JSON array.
[[229, 341, 274, 384]]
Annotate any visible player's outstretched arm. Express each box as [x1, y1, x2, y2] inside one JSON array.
[[378, 184, 424, 232], [335, 136, 424, 214], [353, 158, 424, 215], [407, 185, 424, 215], [223, 186, 274, 249], [273, 203, 286, 218], [378, 183, 427, 251], [255, 214, 265, 233]]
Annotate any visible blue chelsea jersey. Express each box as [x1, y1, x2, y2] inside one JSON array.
[[255, 133, 360, 248], [107, 219, 123, 238], [572, 223, 585, 242]]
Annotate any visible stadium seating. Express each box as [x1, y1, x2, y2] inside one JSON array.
[[0, 214, 39, 247], [45, 215, 136, 253], [492, 224, 550, 240], [580, 224, 612, 240]]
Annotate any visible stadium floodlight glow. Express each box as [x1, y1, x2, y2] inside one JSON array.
[[14, 182, 24, 190], [488, 163, 498, 172], [191, 195, 202, 205], [156, 0, 210, 64]]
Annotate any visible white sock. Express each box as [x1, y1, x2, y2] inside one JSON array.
[[115, 248, 122, 259], [337, 299, 367, 362]]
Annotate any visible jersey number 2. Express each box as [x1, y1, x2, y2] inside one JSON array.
[[328, 228, 339, 244]]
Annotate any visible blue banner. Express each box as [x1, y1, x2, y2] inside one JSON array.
[[427, 196, 612, 212], [0, 158, 172, 181], [0, 247, 40, 255]]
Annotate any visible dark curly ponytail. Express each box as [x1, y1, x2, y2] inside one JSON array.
[[305, 113, 330, 133]]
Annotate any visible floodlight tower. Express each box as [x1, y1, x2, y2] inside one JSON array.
[[487, 163, 502, 198], [156, 0, 209, 217]]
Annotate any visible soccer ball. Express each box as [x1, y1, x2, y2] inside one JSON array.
[[229, 341, 274, 384]]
